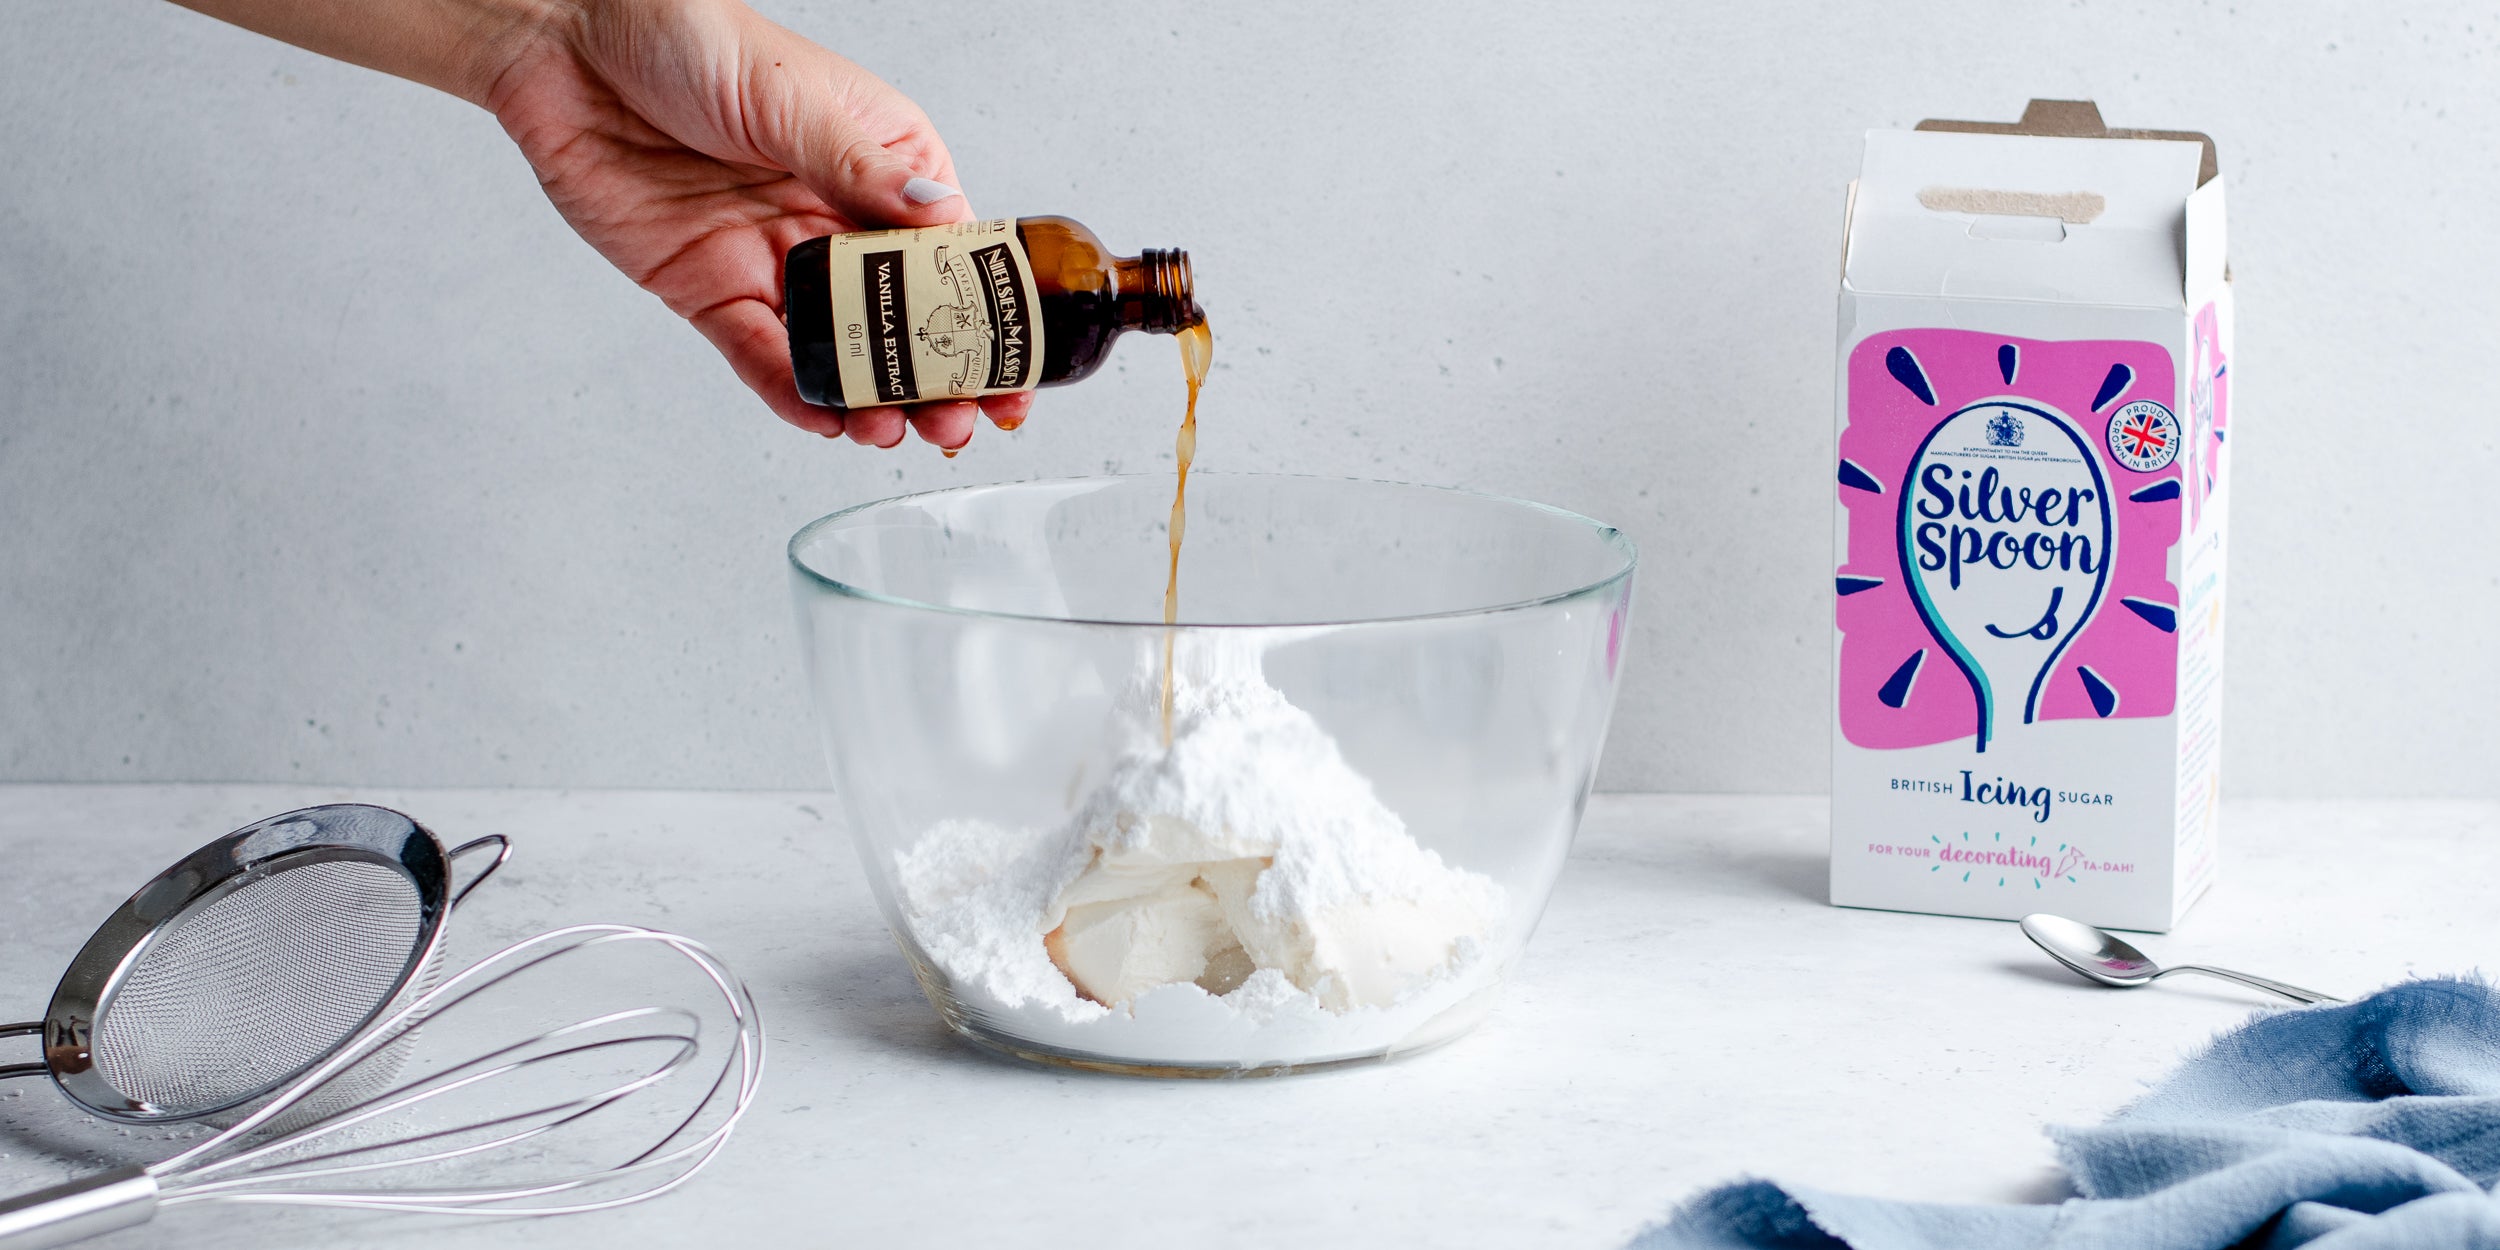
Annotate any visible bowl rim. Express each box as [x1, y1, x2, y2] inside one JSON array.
[[787, 471, 1637, 629]]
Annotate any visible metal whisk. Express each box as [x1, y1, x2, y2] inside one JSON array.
[[0, 924, 764, 1248]]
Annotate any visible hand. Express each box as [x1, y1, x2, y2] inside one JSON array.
[[482, 0, 1033, 447], [170, 0, 1032, 447]]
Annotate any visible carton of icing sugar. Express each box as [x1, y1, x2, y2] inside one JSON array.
[[1831, 101, 2231, 931]]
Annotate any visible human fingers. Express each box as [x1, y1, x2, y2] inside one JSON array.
[[905, 401, 978, 451], [977, 391, 1033, 432], [739, 23, 970, 230], [690, 296, 846, 438], [844, 404, 908, 447]]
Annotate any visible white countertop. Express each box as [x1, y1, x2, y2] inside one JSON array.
[[1, 786, 2491, 1249]]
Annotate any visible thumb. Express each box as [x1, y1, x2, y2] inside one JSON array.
[[745, 43, 967, 229]]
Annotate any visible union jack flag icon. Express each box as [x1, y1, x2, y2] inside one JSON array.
[[2107, 401, 2180, 471], [2115, 412, 2169, 458]]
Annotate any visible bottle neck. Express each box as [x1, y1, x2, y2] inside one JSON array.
[[1113, 248, 1200, 333]]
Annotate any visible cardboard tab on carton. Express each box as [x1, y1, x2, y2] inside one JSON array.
[[1830, 101, 2233, 931]]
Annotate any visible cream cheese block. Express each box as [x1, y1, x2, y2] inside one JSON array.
[[1033, 635, 1507, 1015]]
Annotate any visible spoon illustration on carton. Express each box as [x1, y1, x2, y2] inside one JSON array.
[[1897, 397, 2114, 751]]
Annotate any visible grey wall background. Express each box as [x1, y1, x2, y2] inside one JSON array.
[[3, 1, 2495, 795]]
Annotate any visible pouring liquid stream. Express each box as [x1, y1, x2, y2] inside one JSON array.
[[1160, 318, 1212, 746]]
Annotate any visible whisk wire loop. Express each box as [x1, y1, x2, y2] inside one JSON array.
[[0, 923, 761, 1246], [135, 924, 761, 1222], [167, 1019, 704, 1195]]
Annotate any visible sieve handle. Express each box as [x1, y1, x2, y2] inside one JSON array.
[[0, 1023, 38, 1081], [446, 834, 512, 909], [0, 1166, 158, 1250]]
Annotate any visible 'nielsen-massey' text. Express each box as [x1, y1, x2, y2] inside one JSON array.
[[971, 243, 1032, 390]]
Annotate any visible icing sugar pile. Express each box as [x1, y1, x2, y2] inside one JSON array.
[[894, 635, 1505, 1060]]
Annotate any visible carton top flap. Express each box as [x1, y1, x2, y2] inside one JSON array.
[[1916, 98, 2218, 187], [1846, 127, 2209, 309]]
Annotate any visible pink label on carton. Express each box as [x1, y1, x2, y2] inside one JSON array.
[[2188, 302, 2231, 530], [1836, 330, 2186, 752]]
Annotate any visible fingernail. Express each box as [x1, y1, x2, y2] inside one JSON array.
[[902, 177, 961, 206], [940, 447, 960, 459], [994, 416, 1024, 432]]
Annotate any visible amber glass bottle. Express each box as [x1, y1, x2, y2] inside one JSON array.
[[784, 216, 1198, 411]]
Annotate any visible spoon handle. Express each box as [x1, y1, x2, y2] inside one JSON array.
[[2157, 964, 2344, 1005]]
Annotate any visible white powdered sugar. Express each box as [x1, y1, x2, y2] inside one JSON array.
[[894, 634, 1508, 1066]]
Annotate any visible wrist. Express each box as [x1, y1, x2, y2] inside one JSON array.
[[168, 0, 575, 109], [457, 0, 581, 110]]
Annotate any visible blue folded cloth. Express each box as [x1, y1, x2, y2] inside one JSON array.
[[1634, 978, 2500, 1250]]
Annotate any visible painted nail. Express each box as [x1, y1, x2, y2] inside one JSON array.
[[902, 177, 961, 206], [994, 416, 1024, 431], [941, 447, 960, 459]]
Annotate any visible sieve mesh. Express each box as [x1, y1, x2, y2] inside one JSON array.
[[92, 859, 424, 1114]]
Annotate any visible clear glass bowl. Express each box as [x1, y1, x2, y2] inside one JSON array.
[[789, 473, 1634, 1076]]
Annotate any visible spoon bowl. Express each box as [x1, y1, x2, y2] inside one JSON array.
[[2020, 914, 2160, 987], [2019, 913, 2344, 1005]]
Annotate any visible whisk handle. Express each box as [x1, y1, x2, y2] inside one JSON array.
[[0, 1166, 157, 1250]]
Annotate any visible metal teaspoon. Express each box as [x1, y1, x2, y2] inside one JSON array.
[[2019, 913, 2345, 1005]]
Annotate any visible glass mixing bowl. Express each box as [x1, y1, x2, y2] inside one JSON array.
[[789, 473, 1634, 1076]]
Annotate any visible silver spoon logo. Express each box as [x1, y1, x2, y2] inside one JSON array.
[[1898, 400, 2113, 751]]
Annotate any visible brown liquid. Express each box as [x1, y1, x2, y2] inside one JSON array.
[[1160, 319, 1213, 745]]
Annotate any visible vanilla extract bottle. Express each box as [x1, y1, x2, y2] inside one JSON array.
[[784, 216, 1200, 411]]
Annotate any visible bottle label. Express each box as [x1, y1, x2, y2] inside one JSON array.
[[818, 219, 1046, 408]]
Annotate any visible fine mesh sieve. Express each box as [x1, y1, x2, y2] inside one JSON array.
[[0, 804, 508, 1124]]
